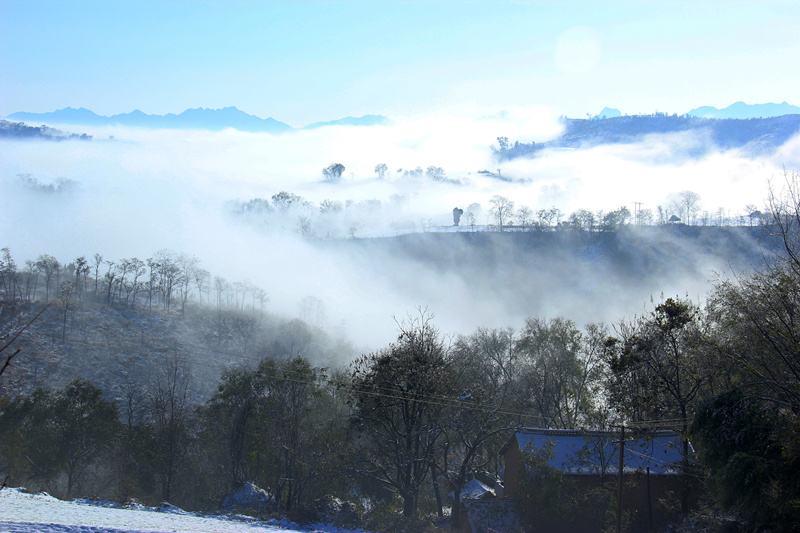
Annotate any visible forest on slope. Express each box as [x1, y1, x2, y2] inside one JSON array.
[[1, 201, 798, 530], [0, 250, 353, 402]]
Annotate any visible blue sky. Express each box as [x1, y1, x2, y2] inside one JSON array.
[[2, 0, 799, 124]]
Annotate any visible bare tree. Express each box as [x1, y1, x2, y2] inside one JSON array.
[[73, 256, 90, 301], [349, 311, 452, 519], [769, 170, 800, 273], [103, 260, 118, 304], [0, 305, 50, 380], [59, 281, 75, 342], [516, 318, 606, 428], [490, 195, 515, 231], [154, 251, 182, 311], [710, 170, 800, 411], [568, 209, 595, 231], [193, 267, 210, 305], [465, 203, 481, 231], [536, 208, 559, 230], [146, 258, 160, 311], [176, 254, 198, 314], [92, 254, 103, 296], [0, 248, 18, 301], [443, 328, 520, 525], [35, 254, 60, 301], [149, 354, 191, 502], [517, 206, 533, 229], [126, 258, 146, 306], [671, 191, 701, 226], [21, 260, 38, 302]]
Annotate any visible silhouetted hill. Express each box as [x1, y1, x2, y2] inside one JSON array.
[[345, 225, 780, 279], [0, 119, 91, 141], [321, 225, 782, 330], [495, 114, 800, 159]]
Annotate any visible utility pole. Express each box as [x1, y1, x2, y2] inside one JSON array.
[[633, 202, 642, 225], [647, 466, 654, 532], [617, 424, 625, 533]]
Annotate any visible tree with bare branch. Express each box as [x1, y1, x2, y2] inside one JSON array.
[[349, 311, 452, 519]]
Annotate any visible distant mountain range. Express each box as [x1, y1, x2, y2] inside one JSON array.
[[305, 114, 389, 129], [594, 102, 800, 120], [5, 107, 389, 132], [8, 102, 799, 133]]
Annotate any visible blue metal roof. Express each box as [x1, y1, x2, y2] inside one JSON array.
[[513, 428, 684, 475]]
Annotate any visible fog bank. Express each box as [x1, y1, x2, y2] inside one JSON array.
[[1, 108, 796, 346]]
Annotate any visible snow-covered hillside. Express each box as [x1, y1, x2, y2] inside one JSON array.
[[0, 489, 363, 533]]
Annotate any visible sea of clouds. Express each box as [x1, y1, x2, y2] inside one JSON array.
[[1, 106, 798, 347]]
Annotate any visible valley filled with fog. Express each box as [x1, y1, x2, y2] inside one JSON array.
[[7, 2, 800, 530], [0, 110, 794, 347]]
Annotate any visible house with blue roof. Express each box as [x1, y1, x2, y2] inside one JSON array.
[[499, 428, 692, 532]]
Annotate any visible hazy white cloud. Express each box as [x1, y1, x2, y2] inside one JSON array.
[[499, 131, 784, 215]]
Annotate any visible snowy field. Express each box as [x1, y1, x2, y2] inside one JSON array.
[[0, 489, 363, 533]]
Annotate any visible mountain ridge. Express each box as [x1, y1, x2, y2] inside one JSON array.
[[305, 114, 389, 129], [494, 113, 800, 160], [588, 101, 800, 120], [686, 101, 800, 119], [5, 106, 389, 133], [7, 106, 292, 132]]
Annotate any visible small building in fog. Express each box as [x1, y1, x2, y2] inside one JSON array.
[[500, 428, 690, 533]]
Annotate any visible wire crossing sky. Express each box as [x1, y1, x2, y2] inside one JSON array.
[[2, 0, 799, 123]]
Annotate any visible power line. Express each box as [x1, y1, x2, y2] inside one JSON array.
[[11, 331, 529, 415], [9, 327, 550, 422], [273, 374, 555, 423], [14, 331, 697, 430], [9, 319, 553, 415], [7, 313, 697, 431], [623, 447, 705, 481]]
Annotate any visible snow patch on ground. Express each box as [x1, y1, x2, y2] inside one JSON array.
[[0, 488, 367, 533]]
